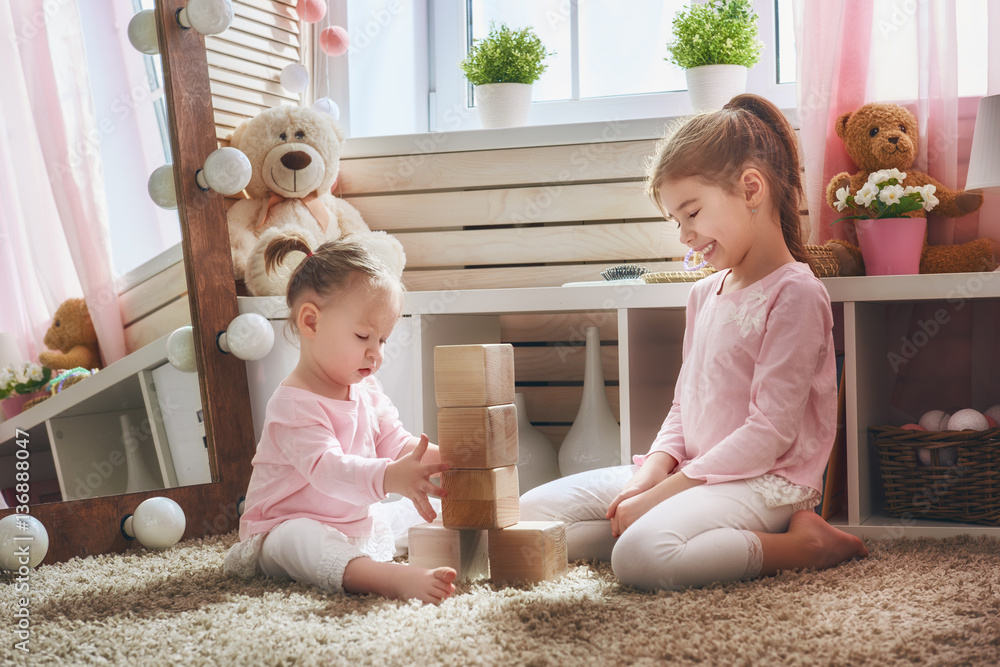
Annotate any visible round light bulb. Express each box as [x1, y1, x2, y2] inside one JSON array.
[[280, 63, 310, 94], [301, 0, 328, 23], [147, 164, 177, 209], [219, 313, 274, 361], [178, 0, 235, 35], [166, 325, 198, 373], [319, 25, 349, 56], [196, 147, 252, 196], [127, 10, 160, 55], [312, 97, 340, 120], [0, 514, 49, 570], [128, 497, 186, 550]]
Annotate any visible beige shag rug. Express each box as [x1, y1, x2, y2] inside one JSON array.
[[2, 531, 999, 666]]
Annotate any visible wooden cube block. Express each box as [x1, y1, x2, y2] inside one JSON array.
[[438, 404, 518, 469], [408, 520, 489, 581], [434, 344, 514, 408], [488, 521, 568, 584], [441, 466, 519, 530]]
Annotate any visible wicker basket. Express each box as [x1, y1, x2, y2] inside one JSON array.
[[871, 425, 1000, 526], [643, 268, 717, 283]]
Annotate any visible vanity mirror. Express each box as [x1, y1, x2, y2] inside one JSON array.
[[0, 0, 256, 564]]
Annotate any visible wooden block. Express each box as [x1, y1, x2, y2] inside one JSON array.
[[408, 520, 489, 581], [488, 521, 568, 584], [438, 404, 518, 469], [441, 466, 519, 530], [434, 344, 514, 408]]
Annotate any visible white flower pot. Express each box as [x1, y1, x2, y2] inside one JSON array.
[[475, 83, 532, 129], [685, 64, 749, 113]]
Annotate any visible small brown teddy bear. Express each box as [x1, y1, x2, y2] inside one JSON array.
[[825, 102, 996, 274], [38, 298, 102, 371]]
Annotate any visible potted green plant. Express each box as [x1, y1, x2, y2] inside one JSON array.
[[665, 0, 764, 112], [459, 22, 553, 128]]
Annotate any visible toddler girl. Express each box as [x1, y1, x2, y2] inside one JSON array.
[[521, 94, 868, 590], [224, 237, 457, 604]]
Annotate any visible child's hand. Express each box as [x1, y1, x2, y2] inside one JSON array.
[[606, 452, 676, 521], [384, 434, 449, 523], [609, 493, 655, 538]]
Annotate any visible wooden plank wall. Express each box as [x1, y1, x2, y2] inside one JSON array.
[[339, 139, 688, 291]]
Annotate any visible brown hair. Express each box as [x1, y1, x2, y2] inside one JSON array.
[[645, 94, 808, 265], [264, 234, 403, 334]]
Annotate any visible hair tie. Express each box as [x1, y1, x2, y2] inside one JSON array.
[[306, 250, 314, 258]]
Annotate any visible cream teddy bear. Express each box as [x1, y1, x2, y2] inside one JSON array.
[[226, 105, 406, 295]]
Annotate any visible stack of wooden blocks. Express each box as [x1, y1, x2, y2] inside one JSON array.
[[408, 343, 568, 584]]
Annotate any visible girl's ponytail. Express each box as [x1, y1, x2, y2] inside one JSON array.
[[723, 95, 809, 266]]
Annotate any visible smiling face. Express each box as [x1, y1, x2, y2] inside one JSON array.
[[294, 277, 403, 400], [658, 176, 756, 272]]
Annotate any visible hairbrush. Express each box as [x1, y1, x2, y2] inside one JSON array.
[[601, 264, 649, 281]]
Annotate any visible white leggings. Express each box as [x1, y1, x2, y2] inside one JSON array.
[[230, 497, 435, 592], [519, 466, 795, 591]]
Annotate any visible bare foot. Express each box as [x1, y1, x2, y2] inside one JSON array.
[[343, 558, 457, 604], [394, 566, 458, 605], [787, 510, 869, 570]]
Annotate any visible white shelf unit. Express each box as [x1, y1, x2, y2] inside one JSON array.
[[0, 334, 204, 505], [395, 273, 1000, 540]]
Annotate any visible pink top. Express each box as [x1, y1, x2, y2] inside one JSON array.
[[239, 377, 413, 540], [635, 262, 837, 494]]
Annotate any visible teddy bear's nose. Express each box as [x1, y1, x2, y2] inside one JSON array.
[[888, 136, 899, 145], [280, 151, 312, 171]]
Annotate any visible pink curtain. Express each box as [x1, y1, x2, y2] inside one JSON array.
[[1, 1, 126, 366], [793, 0, 874, 244]]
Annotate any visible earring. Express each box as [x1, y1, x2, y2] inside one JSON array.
[[751, 208, 757, 214]]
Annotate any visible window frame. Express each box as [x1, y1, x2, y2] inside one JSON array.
[[428, 0, 797, 132]]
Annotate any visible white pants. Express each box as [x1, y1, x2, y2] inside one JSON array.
[[225, 497, 435, 592], [520, 466, 795, 590]]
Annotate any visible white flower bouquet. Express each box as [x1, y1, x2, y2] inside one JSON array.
[[833, 169, 939, 223], [0, 362, 52, 400]]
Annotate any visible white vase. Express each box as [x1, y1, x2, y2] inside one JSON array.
[[475, 83, 532, 129], [685, 64, 748, 113], [513, 393, 560, 493], [122, 414, 160, 494], [558, 326, 622, 477]]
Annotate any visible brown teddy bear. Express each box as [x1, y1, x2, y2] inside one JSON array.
[[38, 298, 102, 371], [226, 105, 405, 296], [824, 102, 996, 274]]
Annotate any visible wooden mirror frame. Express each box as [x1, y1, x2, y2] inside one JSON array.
[[0, 0, 255, 564]]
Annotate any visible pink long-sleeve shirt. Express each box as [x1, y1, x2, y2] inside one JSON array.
[[239, 377, 413, 540], [635, 262, 837, 494]]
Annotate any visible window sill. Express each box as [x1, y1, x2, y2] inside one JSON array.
[[341, 108, 801, 159]]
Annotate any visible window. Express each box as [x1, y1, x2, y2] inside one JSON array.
[[331, 1, 990, 139], [429, 0, 797, 132]]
